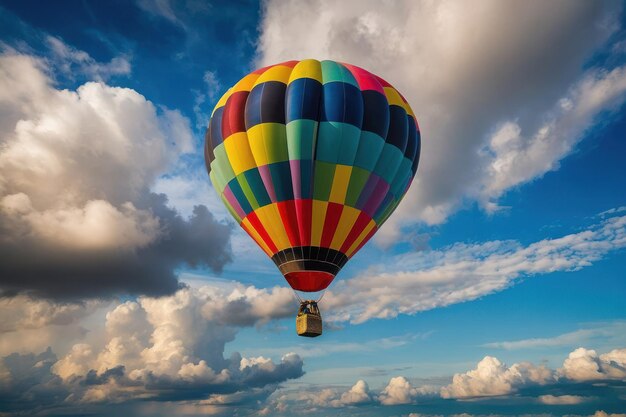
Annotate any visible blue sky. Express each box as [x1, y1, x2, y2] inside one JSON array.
[[0, 1, 625, 416]]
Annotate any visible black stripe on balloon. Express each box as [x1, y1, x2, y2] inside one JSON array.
[[361, 90, 390, 138], [245, 81, 287, 129], [271, 246, 348, 276], [278, 260, 340, 276], [386, 105, 409, 153], [411, 129, 421, 174], [404, 116, 418, 159]]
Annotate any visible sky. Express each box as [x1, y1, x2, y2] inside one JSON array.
[[0, 0, 625, 416]]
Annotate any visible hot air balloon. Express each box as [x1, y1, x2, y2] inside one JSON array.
[[205, 59, 420, 337]]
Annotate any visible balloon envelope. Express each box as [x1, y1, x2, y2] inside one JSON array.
[[205, 60, 420, 292]]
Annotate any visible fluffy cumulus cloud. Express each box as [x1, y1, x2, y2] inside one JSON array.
[[378, 376, 430, 405], [441, 347, 626, 399], [266, 376, 437, 412], [339, 379, 373, 405], [297, 379, 373, 409], [0, 284, 301, 414], [0, 47, 232, 299], [324, 212, 626, 323], [440, 356, 554, 398], [266, 346, 626, 410], [559, 348, 626, 381], [258, 0, 626, 243], [0, 296, 105, 334]]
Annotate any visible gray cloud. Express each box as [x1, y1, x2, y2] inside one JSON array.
[[0, 348, 303, 415], [0, 285, 302, 415], [0, 193, 231, 299], [259, 347, 626, 414], [258, 0, 626, 244], [0, 49, 232, 299], [0, 348, 67, 415], [2, 289, 625, 415]]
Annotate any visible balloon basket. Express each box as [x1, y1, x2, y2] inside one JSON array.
[[296, 300, 322, 337]]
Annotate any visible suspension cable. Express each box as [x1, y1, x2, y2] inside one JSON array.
[[291, 289, 303, 304]]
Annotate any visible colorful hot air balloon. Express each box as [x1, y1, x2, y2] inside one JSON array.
[[205, 59, 420, 335]]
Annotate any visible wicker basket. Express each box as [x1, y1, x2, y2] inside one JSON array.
[[296, 300, 323, 337], [296, 313, 322, 337]]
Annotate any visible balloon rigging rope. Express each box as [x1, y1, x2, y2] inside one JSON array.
[[290, 289, 326, 305], [291, 289, 303, 304]]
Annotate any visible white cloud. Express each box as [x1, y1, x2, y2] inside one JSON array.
[[323, 213, 626, 324], [440, 356, 554, 399], [202, 70, 221, 103], [46, 36, 131, 81], [339, 379, 372, 405], [1, 195, 161, 251], [74, 284, 293, 382], [0, 51, 189, 249], [0, 295, 106, 333], [0, 47, 232, 298], [53, 343, 96, 380], [378, 376, 421, 405], [296, 379, 373, 408], [262, 346, 626, 412], [559, 347, 626, 381], [0, 284, 302, 413], [0, 281, 291, 364], [599, 206, 626, 217], [0, 296, 111, 357], [480, 66, 626, 207], [192, 69, 223, 131], [152, 171, 225, 220], [441, 346, 626, 399], [482, 321, 626, 350], [539, 394, 589, 405], [258, 0, 625, 243]]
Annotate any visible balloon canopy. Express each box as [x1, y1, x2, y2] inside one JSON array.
[[205, 59, 420, 292]]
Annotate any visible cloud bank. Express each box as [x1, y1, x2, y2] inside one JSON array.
[[324, 212, 626, 323], [0, 284, 300, 415], [0, 48, 232, 299], [262, 346, 626, 414], [258, 0, 626, 244]]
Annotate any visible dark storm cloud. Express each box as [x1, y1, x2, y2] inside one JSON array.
[[0, 193, 232, 300], [0, 45, 235, 300], [0, 348, 303, 415], [0, 348, 67, 415]]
